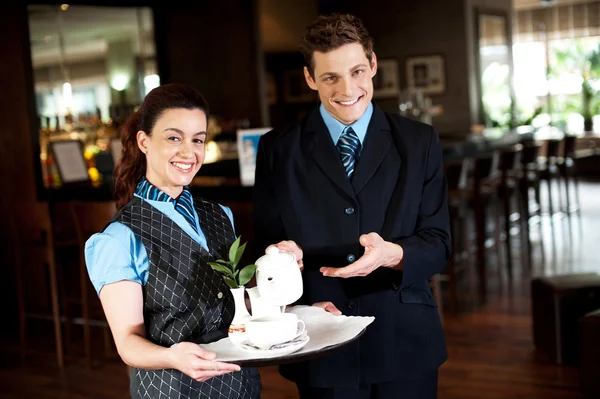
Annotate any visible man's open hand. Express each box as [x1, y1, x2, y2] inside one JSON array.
[[320, 233, 403, 278]]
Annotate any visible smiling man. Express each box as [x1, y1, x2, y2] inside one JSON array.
[[253, 14, 451, 399]]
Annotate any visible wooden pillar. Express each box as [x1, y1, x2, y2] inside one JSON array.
[[0, 0, 40, 335]]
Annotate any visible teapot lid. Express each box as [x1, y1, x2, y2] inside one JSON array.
[[255, 247, 296, 269]]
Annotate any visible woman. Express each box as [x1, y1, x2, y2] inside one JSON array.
[[85, 84, 261, 398]]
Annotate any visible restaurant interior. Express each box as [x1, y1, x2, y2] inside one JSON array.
[[1, 0, 600, 397]]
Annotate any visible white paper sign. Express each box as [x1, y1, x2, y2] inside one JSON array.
[[237, 127, 270, 186], [52, 141, 90, 183]]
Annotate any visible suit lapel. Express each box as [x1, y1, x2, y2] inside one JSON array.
[[302, 108, 355, 199], [351, 107, 393, 195]]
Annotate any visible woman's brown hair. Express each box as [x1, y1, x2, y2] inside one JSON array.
[[113, 83, 209, 209], [300, 13, 374, 78]]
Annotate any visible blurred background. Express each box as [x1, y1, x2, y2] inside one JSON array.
[[1, 0, 600, 398]]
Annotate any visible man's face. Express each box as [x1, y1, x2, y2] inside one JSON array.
[[304, 43, 377, 125]]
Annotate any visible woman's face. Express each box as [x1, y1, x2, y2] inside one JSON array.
[[136, 108, 207, 198]]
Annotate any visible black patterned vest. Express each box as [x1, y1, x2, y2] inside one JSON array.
[[113, 196, 261, 399]]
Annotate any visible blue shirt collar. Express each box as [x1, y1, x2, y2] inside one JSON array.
[[135, 177, 177, 202], [134, 177, 198, 234], [319, 102, 373, 145]]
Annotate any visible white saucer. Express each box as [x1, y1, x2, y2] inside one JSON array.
[[237, 334, 310, 357]]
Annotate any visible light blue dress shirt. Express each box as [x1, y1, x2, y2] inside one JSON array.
[[84, 193, 235, 295], [319, 102, 374, 146]]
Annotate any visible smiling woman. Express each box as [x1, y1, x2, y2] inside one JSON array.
[[85, 84, 262, 398], [113, 84, 209, 208]]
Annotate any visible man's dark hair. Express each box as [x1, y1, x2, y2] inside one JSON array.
[[300, 13, 374, 78]]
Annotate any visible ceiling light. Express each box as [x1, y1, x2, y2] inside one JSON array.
[[110, 73, 130, 92], [62, 82, 72, 108], [60, 4, 69, 11]]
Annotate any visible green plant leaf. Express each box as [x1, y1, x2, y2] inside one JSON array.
[[232, 242, 247, 269], [215, 259, 230, 265], [208, 262, 234, 277], [229, 236, 241, 264], [223, 276, 238, 289], [238, 264, 257, 287]]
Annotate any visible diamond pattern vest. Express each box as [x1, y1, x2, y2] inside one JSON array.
[[113, 196, 260, 399]]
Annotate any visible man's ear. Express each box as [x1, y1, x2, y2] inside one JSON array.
[[136, 130, 149, 154], [304, 66, 318, 91], [370, 52, 378, 78]]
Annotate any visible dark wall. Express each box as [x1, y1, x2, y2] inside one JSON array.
[[320, 0, 471, 136], [265, 52, 319, 129], [156, 0, 265, 127]]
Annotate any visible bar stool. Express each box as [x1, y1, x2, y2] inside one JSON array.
[[559, 135, 582, 217], [70, 201, 117, 367], [519, 141, 544, 269], [538, 139, 564, 218], [11, 202, 64, 369], [47, 201, 82, 361], [472, 152, 502, 301], [50, 201, 117, 368], [498, 144, 524, 279], [443, 158, 471, 312]]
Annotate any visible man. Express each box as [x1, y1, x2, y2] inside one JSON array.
[[253, 13, 450, 399]]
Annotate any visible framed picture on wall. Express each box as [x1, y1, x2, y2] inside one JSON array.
[[50, 140, 90, 184], [405, 55, 446, 95], [373, 59, 400, 98], [283, 70, 317, 103]]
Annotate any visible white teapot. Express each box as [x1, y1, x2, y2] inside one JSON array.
[[247, 246, 303, 317]]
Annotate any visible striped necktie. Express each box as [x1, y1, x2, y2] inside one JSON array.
[[336, 126, 361, 179], [135, 177, 199, 235]]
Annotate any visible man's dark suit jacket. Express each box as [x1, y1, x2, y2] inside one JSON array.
[[252, 104, 451, 389]]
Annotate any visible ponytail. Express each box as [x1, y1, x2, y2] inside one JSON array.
[[113, 110, 145, 209]]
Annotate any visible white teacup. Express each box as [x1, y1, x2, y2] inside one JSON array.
[[245, 313, 306, 350]]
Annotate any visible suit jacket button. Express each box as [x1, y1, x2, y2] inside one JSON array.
[[344, 207, 355, 215], [346, 254, 356, 263]]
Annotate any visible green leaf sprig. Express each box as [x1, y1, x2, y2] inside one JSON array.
[[208, 236, 257, 289]]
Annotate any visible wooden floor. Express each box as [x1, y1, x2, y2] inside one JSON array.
[[1, 179, 598, 399]]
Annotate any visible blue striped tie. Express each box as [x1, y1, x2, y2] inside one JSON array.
[[135, 177, 199, 235], [174, 188, 198, 234], [336, 127, 361, 179]]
